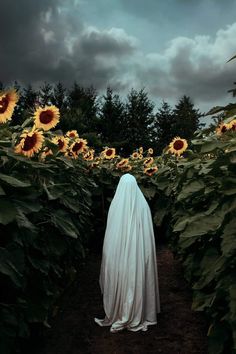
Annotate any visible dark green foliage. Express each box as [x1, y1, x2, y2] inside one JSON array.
[[98, 87, 127, 152], [122, 88, 155, 154], [153, 101, 175, 153], [0, 142, 94, 354], [60, 83, 99, 134], [172, 95, 202, 140], [39, 82, 53, 106]]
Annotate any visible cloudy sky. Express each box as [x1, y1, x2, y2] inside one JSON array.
[[1, 0, 236, 119]]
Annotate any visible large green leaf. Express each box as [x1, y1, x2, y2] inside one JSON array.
[[51, 210, 79, 238], [0, 173, 30, 188], [177, 180, 205, 201]]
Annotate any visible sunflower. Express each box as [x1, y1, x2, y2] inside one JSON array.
[[121, 164, 132, 172], [34, 105, 60, 131], [228, 119, 236, 131], [144, 166, 158, 176], [52, 136, 69, 152], [168, 137, 188, 156], [102, 148, 116, 159], [15, 128, 44, 157], [147, 148, 153, 155], [70, 138, 87, 157], [83, 149, 94, 161], [131, 152, 140, 159], [0, 89, 19, 124], [143, 157, 154, 166], [139, 147, 143, 154], [215, 122, 230, 135], [40, 147, 53, 160], [116, 158, 129, 168], [66, 130, 79, 139]]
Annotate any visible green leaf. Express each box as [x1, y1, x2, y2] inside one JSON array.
[[221, 219, 236, 256], [0, 248, 24, 287], [51, 210, 79, 238], [177, 180, 205, 201], [0, 199, 17, 225], [0, 173, 30, 188]]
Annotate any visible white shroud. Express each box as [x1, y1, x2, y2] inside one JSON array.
[[94, 173, 161, 333]]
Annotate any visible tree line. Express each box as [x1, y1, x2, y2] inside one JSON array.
[[0, 81, 203, 155]]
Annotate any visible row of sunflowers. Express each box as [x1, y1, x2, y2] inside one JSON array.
[[0, 89, 191, 177]]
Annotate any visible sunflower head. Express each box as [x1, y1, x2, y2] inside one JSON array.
[[143, 157, 154, 166], [83, 149, 94, 161], [215, 122, 231, 136], [70, 138, 87, 157], [15, 128, 44, 158], [131, 152, 140, 159], [34, 105, 60, 131], [121, 164, 132, 172], [147, 148, 153, 156], [139, 147, 143, 154], [0, 89, 19, 124], [52, 136, 69, 152], [228, 119, 236, 131], [102, 148, 116, 159], [66, 130, 79, 139], [168, 137, 188, 157], [144, 166, 158, 176], [116, 158, 129, 169]]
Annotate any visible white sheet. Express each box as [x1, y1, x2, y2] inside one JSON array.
[[94, 173, 160, 332]]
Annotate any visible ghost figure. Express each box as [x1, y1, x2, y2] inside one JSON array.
[[95, 173, 160, 333]]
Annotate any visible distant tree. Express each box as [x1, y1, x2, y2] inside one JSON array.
[[51, 82, 67, 110], [39, 82, 53, 106], [123, 88, 155, 154], [172, 95, 202, 140], [99, 87, 127, 151], [152, 101, 175, 153], [10, 81, 23, 125], [11, 83, 38, 126], [61, 83, 98, 134], [22, 84, 39, 109]]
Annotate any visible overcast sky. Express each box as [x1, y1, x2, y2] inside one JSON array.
[[1, 0, 236, 119]]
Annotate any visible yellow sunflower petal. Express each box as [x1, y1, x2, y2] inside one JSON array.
[[34, 105, 60, 131], [102, 147, 116, 159], [0, 89, 19, 123], [144, 166, 158, 176], [168, 137, 188, 156], [116, 158, 129, 168], [15, 129, 44, 157], [66, 130, 79, 139], [52, 136, 69, 152]]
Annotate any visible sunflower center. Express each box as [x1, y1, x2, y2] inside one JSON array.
[[221, 125, 227, 133], [0, 95, 9, 114], [69, 133, 75, 138], [231, 123, 236, 131], [173, 140, 184, 150], [22, 134, 37, 151], [39, 110, 54, 124], [106, 149, 113, 156], [58, 139, 64, 149], [72, 141, 83, 152]]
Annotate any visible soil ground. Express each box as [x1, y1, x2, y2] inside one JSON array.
[[33, 245, 208, 354]]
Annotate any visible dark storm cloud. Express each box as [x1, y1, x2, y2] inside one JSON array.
[[0, 0, 137, 88]]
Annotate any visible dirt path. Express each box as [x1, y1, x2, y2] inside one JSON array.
[[33, 245, 208, 354]]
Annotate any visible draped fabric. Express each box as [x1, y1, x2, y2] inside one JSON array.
[[94, 173, 161, 333]]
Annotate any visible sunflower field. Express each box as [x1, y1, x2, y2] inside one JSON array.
[[0, 88, 236, 354]]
